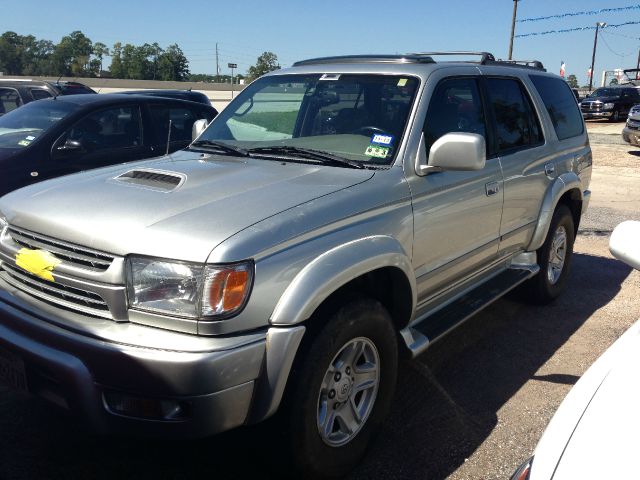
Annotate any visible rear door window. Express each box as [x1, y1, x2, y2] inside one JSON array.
[[148, 104, 202, 144], [30, 89, 53, 101], [486, 78, 544, 153], [529, 75, 584, 141], [0, 88, 22, 115]]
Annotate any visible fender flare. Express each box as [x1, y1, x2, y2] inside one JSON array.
[[270, 235, 416, 326], [527, 172, 583, 252]]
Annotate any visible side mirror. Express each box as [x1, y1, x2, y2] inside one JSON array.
[[192, 119, 209, 141], [610, 221, 640, 271], [415, 132, 486, 176], [57, 139, 85, 153]]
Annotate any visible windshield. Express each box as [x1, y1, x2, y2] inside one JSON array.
[[197, 74, 420, 166], [0, 100, 76, 149], [588, 88, 622, 98]]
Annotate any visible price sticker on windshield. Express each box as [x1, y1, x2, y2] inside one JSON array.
[[370, 134, 394, 146], [365, 145, 390, 158]]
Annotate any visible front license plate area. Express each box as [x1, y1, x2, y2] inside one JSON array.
[[0, 346, 27, 391]]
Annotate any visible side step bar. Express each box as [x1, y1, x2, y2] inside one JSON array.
[[400, 267, 538, 358]]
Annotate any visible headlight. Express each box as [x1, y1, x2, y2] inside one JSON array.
[[127, 257, 253, 319], [603, 103, 614, 110]]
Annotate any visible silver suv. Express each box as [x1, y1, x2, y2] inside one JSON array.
[[0, 52, 591, 477]]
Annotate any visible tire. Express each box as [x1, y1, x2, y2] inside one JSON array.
[[282, 298, 398, 479], [523, 204, 575, 304]]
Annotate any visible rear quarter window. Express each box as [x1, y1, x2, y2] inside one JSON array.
[[529, 75, 584, 141]]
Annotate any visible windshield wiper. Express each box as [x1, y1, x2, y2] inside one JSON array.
[[188, 140, 249, 157], [247, 146, 364, 169]]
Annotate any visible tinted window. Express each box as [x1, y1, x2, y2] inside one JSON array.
[[0, 88, 22, 115], [149, 104, 202, 143], [30, 89, 53, 101], [530, 75, 583, 140], [67, 106, 142, 151], [486, 78, 543, 152], [423, 77, 486, 158]]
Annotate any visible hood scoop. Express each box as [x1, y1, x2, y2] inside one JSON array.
[[114, 169, 186, 192]]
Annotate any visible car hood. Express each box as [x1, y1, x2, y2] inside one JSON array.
[[0, 147, 23, 163], [530, 320, 640, 480], [581, 96, 620, 103], [0, 150, 374, 262]]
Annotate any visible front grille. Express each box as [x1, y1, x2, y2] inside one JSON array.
[[8, 226, 114, 272], [581, 102, 602, 112], [628, 120, 640, 130], [0, 263, 111, 318]]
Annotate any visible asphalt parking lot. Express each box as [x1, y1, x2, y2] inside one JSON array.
[[0, 120, 639, 480]]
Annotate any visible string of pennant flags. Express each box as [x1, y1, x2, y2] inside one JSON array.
[[515, 20, 640, 38], [517, 4, 640, 23]]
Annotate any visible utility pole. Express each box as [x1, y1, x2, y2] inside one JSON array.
[[588, 22, 607, 92], [508, 0, 519, 60], [215, 43, 220, 83], [636, 48, 640, 79]]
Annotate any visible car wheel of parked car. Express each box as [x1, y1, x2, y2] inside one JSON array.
[[525, 204, 575, 304], [283, 298, 398, 478]]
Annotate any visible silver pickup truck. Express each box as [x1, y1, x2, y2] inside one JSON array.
[[0, 52, 591, 478]]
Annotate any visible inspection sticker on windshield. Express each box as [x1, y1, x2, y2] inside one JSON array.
[[397, 78, 408, 87], [370, 134, 394, 146], [365, 145, 390, 158], [17, 140, 31, 146], [25, 136, 35, 141]]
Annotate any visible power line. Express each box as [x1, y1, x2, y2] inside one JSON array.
[[517, 4, 640, 23], [516, 20, 640, 38], [599, 31, 639, 58]]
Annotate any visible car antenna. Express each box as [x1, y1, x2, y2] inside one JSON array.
[[165, 119, 172, 156], [51, 74, 64, 100]]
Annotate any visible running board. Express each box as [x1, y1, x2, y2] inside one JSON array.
[[400, 267, 539, 358]]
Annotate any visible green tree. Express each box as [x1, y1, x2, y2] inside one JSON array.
[[0, 32, 24, 74], [109, 42, 124, 78], [157, 44, 189, 81], [566, 74, 579, 89], [247, 51, 279, 80], [92, 42, 109, 76], [53, 31, 93, 76]]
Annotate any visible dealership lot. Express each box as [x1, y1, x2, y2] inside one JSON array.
[[0, 121, 639, 480]]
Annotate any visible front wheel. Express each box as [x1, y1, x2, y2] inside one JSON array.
[[283, 298, 398, 479], [523, 205, 575, 304]]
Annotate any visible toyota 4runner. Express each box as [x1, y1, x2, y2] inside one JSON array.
[[0, 52, 591, 478]]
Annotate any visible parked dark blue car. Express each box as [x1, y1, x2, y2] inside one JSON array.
[[0, 94, 217, 196]]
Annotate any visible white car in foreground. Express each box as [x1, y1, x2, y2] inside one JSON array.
[[511, 220, 640, 480]]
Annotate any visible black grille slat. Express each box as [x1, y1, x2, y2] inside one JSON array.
[[1, 264, 110, 313], [8, 227, 114, 272]]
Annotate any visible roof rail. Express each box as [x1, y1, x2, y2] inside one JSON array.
[[409, 51, 496, 63], [292, 54, 435, 66], [292, 51, 546, 71], [483, 59, 546, 71]]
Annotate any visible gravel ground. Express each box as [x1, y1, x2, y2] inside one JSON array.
[[0, 124, 639, 480]]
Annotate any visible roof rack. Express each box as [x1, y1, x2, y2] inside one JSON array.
[[293, 51, 546, 71], [293, 55, 436, 66]]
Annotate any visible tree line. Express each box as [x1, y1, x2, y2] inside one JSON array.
[[0, 30, 190, 81]]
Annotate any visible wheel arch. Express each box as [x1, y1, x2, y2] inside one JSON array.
[[528, 173, 583, 252]]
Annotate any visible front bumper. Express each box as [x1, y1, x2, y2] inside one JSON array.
[[581, 111, 612, 119], [622, 127, 640, 146], [0, 283, 303, 438]]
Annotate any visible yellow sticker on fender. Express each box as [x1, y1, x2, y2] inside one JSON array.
[[15, 248, 61, 282]]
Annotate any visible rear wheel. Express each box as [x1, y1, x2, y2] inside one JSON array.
[[523, 205, 575, 304], [282, 298, 398, 479]]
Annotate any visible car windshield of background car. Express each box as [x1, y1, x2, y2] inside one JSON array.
[[0, 101, 76, 149]]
